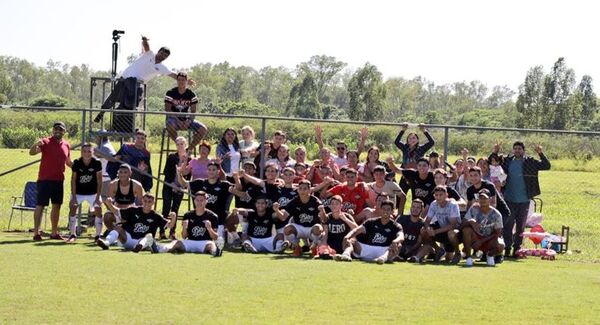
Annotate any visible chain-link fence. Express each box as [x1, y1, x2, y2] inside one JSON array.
[[1, 105, 599, 262]]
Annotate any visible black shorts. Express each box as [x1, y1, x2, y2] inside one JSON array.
[[431, 222, 461, 252], [37, 180, 64, 206]]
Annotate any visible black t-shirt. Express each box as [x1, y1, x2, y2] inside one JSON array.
[[325, 213, 353, 253], [447, 186, 462, 202], [272, 186, 297, 229], [182, 210, 218, 241], [72, 158, 102, 195], [246, 210, 274, 239], [235, 179, 261, 209], [401, 170, 436, 204], [360, 217, 403, 247], [284, 195, 322, 228], [466, 180, 511, 218], [397, 216, 424, 247], [189, 179, 232, 223], [120, 207, 167, 240], [165, 87, 198, 121]]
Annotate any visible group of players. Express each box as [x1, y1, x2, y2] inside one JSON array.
[[28, 35, 551, 266]]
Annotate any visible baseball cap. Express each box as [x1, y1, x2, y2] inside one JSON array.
[[53, 121, 66, 130]]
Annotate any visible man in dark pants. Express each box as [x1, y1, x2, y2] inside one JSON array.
[[493, 141, 550, 257], [29, 122, 72, 241], [94, 35, 195, 123]]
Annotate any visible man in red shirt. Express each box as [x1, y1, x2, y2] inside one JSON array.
[[29, 122, 72, 241], [325, 168, 370, 216]]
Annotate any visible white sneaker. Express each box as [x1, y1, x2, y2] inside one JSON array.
[[374, 256, 386, 265], [486, 255, 496, 266], [465, 257, 473, 267], [334, 253, 352, 262], [242, 240, 257, 253]]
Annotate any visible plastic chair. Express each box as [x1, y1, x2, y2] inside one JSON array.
[[8, 181, 46, 231]]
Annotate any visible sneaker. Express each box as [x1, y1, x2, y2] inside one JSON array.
[[407, 256, 419, 263], [494, 255, 504, 264], [33, 234, 43, 241], [66, 234, 77, 243], [292, 245, 302, 257], [242, 240, 257, 253], [334, 253, 352, 262], [278, 241, 290, 253], [301, 245, 310, 253], [93, 235, 100, 242], [96, 238, 110, 250], [450, 253, 461, 265], [229, 238, 243, 250], [486, 255, 496, 266], [214, 237, 225, 257], [434, 248, 446, 262], [465, 257, 474, 267], [144, 234, 158, 254], [374, 256, 386, 265], [49, 233, 65, 240], [158, 233, 168, 241], [132, 243, 143, 253]]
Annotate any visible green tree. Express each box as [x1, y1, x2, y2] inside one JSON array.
[[286, 74, 322, 118], [297, 55, 346, 104], [348, 63, 386, 121], [516, 66, 545, 128], [577, 75, 597, 127], [542, 57, 576, 129]]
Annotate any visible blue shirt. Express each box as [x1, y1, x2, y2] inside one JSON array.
[[504, 159, 528, 203]]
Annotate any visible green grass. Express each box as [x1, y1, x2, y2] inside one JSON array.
[[1, 148, 599, 262], [0, 232, 599, 324]]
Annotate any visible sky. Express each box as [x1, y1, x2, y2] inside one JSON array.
[[1, 0, 599, 91]]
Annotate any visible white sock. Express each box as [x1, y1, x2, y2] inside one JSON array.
[[241, 222, 249, 233], [217, 225, 225, 238], [105, 230, 118, 245], [95, 217, 103, 236], [137, 236, 148, 249], [309, 233, 321, 245], [69, 216, 77, 236]]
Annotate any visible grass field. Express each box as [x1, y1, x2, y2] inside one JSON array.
[[1, 149, 600, 323], [0, 232, 599, 324]]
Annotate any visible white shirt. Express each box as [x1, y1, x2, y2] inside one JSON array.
[[121, 51, 172, 82], [227, 144, 241, 177], [333, 156, 348, 168]]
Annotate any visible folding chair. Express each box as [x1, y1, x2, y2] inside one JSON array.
[[8, 181, 46, 231]]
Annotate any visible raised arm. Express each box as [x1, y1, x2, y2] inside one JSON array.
[[141, 36, 150, 53], [394, 123, 408, 150], [534, 145, 551, 170], [418, 124, 435, 152], [357, 127, 368, 156], [315, 124, 325, 151], [29, 139, 43, 156]]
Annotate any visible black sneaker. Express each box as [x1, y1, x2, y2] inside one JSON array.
[[132, 243, 143, 253], [450, 253, 461, 265], [434, 248, 446, 262], [301, 245, 310, 253], [96, 238, 110, 250], [494, 255, 504, 264]]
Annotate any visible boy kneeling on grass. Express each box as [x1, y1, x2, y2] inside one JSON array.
[[462, 189, 505, 267]]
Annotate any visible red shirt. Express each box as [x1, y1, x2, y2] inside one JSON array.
[[38, 136, 70, 181], [328, 182, 369, 214]]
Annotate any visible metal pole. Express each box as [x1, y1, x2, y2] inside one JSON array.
[[259, 118, 267, 179], [443, 127, 449, 164]]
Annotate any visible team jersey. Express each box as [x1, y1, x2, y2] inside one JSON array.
[[189, 179, 232, 224], [182, 210, 219, 241], [72, 157, 102, 195], [235, 179, 261, 210], [360, 217, 403, 247], [284, 195, 322, 228], [120, 207, 167, 240], [273, 186, 297, 229], [246, 210, 275, 239], [397, 216, 424, 247], [324, 212, 354, 253], [327, 183, 369, 214], [164, 87, 198, 121], [401, 170, 436, 204]]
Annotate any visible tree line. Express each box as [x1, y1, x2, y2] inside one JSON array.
[[0, 55, 598, 130]]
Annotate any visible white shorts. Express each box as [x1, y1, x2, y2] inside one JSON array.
[[120, 232, 142, 250], [355, 243, 389, 261], [290, 224, 313, 239], [182, 239, 212, 253], [250, 236, 277, 253], [75, 194, 100, 208]]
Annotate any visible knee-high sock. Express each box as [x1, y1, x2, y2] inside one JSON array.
[[95, 217, 103, 236], [69, 216, 77, 236], [105, 230, 119, 245]]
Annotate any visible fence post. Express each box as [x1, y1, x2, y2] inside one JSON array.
[[443, 127, 449, 164], [259, 117, 267, 179]]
